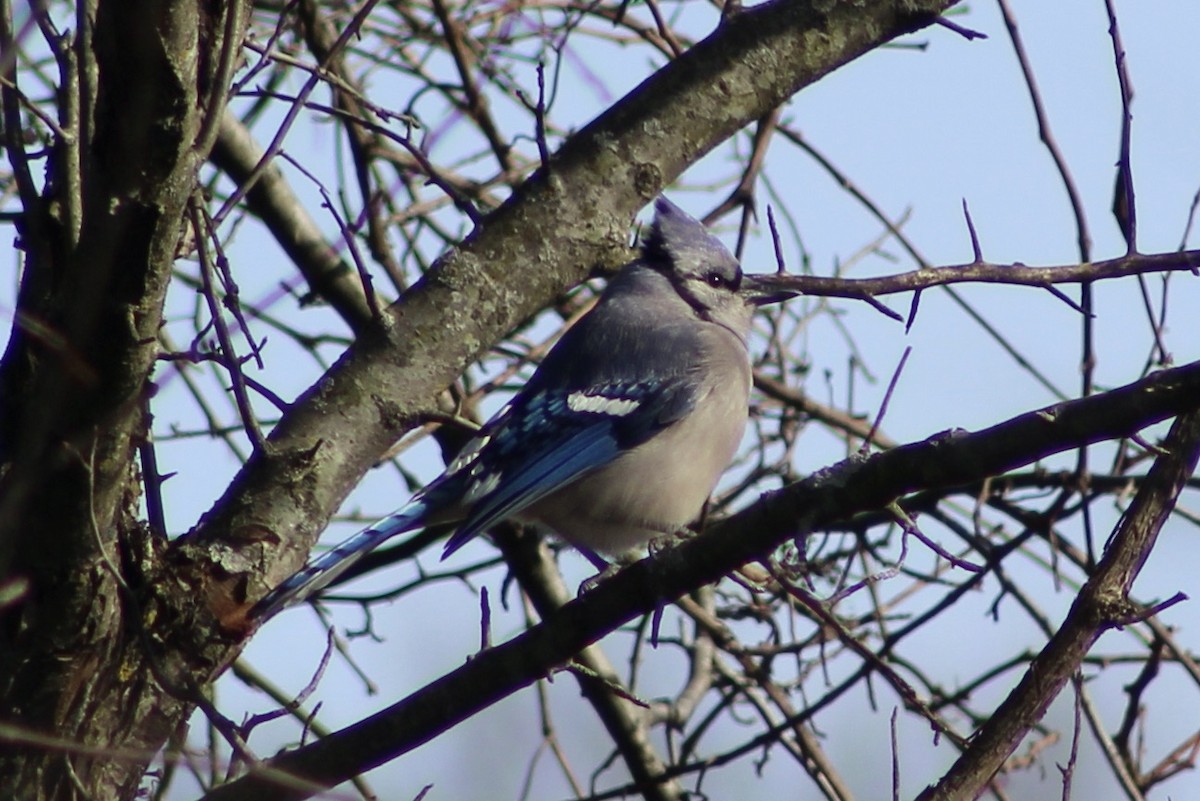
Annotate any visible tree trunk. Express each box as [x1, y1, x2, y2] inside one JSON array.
[[0, 2, 249, 797], [0, 1, 956, 797]]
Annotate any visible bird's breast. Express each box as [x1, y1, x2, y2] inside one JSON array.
[[527, 348, 751, 554]]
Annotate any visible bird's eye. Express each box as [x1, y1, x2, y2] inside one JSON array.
[[705, 271, 727, 288]]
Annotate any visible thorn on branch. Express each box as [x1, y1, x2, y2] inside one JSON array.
[[905, 289, 922, 334], [1041, 283, 1090, 316], [1105, 0, 1138, 255], [858, 290, 903, 322], [961, 198, 982, 264], [1110, 591, 1189, 629], [480, 586, 492, 651], [564, 662, 651, 708], [766, 205, 788, 275], [935, 16, 988, 41], [861, 346, 911, 456]]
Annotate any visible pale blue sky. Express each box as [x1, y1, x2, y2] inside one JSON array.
[[209, 3, 1200, 799], [4, 1, 1198, 799]]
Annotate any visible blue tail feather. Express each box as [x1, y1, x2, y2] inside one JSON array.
[[251, 499, 430, 620]]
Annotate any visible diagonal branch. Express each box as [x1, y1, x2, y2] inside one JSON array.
[[179, 0, 962, 622], [202, 359, 1200, 801], [916, 408, 1200, 801]]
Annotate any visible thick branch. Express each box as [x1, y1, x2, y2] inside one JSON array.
[[916, 409, 1200, 800], [498, 529, 686, 801], [0, 1, 252, 798], [203, 360, 1200, 801], [180, 0, 959, 619]]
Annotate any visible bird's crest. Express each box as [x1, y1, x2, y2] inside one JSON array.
[[641, 196, 739, 277]]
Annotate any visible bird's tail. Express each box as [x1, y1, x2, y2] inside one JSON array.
[[250, 499, 430, 621]]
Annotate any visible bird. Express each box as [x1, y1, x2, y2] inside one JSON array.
[[251, 196, 795, 620]]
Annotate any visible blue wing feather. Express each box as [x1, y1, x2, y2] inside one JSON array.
[[253, 375, 698, 619], [441, 377, 698, 557], [441, 422, 621, 556]]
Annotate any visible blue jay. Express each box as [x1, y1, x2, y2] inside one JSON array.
[[252, 197, 794, 619]]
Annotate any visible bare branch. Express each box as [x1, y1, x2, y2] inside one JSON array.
[[205, 359, 1200, 801]]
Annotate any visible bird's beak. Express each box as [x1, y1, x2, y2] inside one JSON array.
[[742, 274, 800, 307]]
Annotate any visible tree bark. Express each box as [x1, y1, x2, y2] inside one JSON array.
[[0, 1, 956, 798], [0, 1, 249, 798]]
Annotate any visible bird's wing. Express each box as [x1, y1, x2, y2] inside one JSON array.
[[441, 377, 698, 556]]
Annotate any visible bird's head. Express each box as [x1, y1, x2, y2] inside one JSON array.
[[642, 196, 795, 334]]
